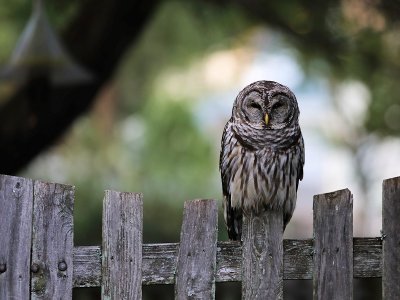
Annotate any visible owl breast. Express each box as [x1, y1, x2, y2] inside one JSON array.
[[220, 122, 303, 231], [229, 143, 299, 214]]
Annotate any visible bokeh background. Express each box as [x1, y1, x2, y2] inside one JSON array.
[[1, 0, 399, 299]]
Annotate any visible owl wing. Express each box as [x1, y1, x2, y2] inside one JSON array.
[[296, 134, 305, 190], [283, 133, 305, 229], [219, 120, 242, 240]]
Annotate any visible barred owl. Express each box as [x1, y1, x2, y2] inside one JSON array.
[[219, 80, 304, 240]]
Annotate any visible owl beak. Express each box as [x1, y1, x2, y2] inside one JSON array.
[[264, 113, 269, 125]]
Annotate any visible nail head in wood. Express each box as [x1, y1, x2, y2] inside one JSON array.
[[58, 261, 67, 271], [0, 263, 6, 273]]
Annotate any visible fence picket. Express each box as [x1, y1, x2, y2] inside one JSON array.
[[31, 180, 75, 299], [242, 210, 283, 300], [0, 175, 33, 299], [313, 189, 353, 300], [175, 199, 218, 300], [101, 191, 143, 300], [382, 176, 400, 299]]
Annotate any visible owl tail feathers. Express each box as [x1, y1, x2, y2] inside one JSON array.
[[227, 210, 242, 241], [228, 218, 242, 241]]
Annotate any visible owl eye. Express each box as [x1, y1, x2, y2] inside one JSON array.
[[271, 102, 283, 110], [269, 95, 293, 127], [249, 102, 262, 110]]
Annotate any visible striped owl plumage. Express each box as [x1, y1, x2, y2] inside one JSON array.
[[219, 80, 304, 240]]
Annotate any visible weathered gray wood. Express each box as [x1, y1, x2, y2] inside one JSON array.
[[31, 180, 75, 299], [216, 241, 241, 282], [284, 239, 313, 280], [174, 199, 218, 300], [143, 243, 179, 285], [73, 246, 102, 287], [353, 237, 382, 278], [101, 191, 143, 300], [313, 189, 353, 300], [2, 173, 396, 297], [382, 176, 400, 299], [0, 175, 33, 299], [242, 210, 283, 300], [71, 237, 383, 287]]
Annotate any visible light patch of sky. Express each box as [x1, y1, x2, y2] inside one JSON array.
[[334, 81, 371, 127], [239, 51, 304, 88]]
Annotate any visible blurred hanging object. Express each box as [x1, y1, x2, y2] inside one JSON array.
[[0, 0, 92, 87]]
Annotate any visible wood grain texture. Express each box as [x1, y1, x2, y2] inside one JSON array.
[[174, 199, 218, 300], [382, 176, 400, 299], [241, 210, 283, 300], [101, 191, 143, 300], [353, 237, 382, 278], [31, 180, 75, 299], [283, 239, 313, 280], [216, 241, 241, 282], [313, 189, 353, 300], [73, 246, 102, 287], [0, 175, 33, 300], [72, 237, 382, 287], [143, 243, 178, 285]]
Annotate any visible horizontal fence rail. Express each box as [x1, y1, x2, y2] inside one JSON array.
[[0, 174, 399, 300], [71, 237, 383, 287]]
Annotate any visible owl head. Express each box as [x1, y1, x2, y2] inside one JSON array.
[[232, 80, 299, 130], [231, 80, 301, 148]]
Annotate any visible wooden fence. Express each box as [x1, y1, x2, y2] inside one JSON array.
[[0, 173, 399, 299]]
